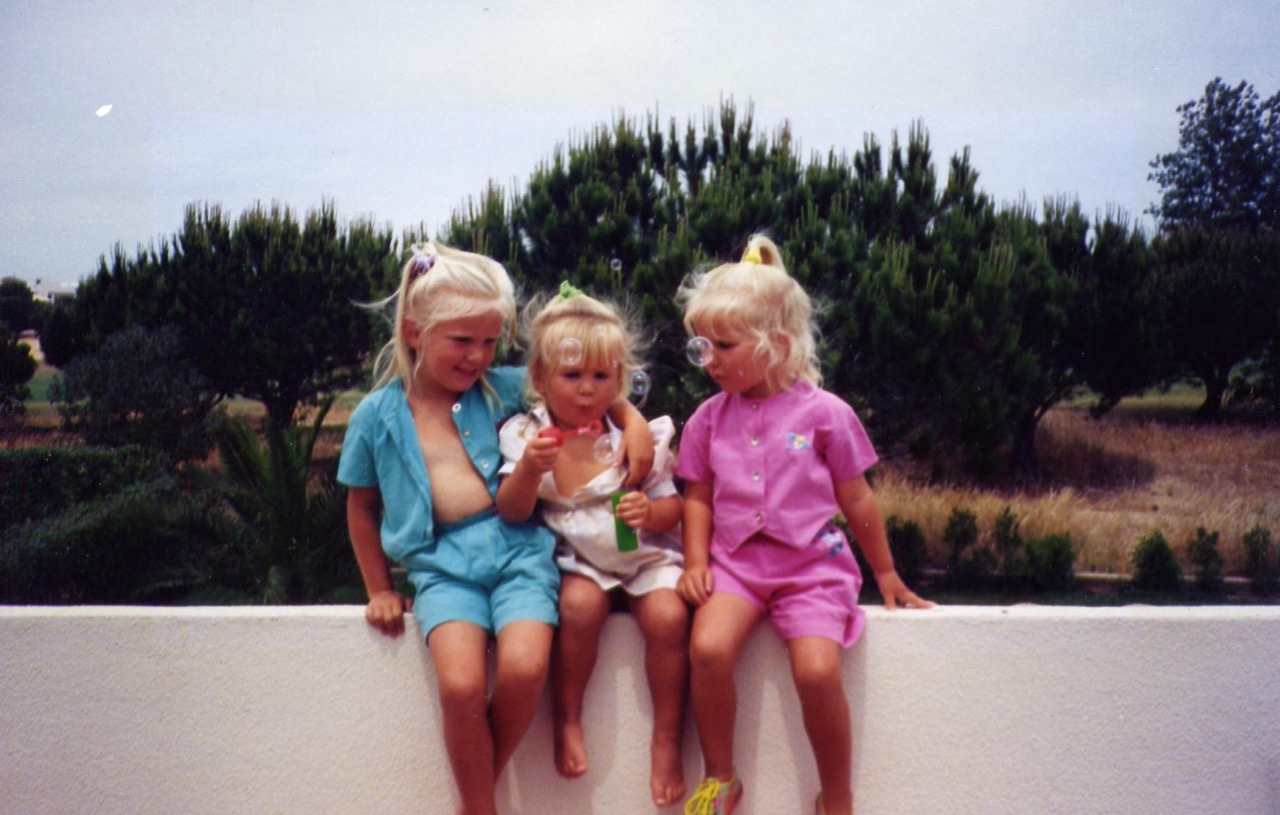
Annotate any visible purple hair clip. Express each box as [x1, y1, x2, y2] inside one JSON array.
[[408, 249, 438, 283]]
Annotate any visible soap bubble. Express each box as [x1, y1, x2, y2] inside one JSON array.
[[559, 336, 583, 366], [686, 336, 713, 367], [609, 258, 623, 273], [629, 370, 651, 396], [593, 434, 615, 464], [627, 370, 651, 409]]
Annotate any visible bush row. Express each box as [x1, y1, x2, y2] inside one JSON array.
[[880, 505, 1279, 600]]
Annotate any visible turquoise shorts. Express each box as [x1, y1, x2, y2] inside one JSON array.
[[407, 510, 559, 638]]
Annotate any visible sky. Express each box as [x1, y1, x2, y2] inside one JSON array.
[[3, 0, 1279, 294]]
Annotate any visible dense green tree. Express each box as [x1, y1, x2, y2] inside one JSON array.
[[1041, 202, 1165, 415], [1148, 78, 1280, 233], [436, 102, 1109, 476], [43, 201, 398, 425], [1155, 227, 1280, 419], [0, 278, 37, 332], [49, 325, 222, 462], [0, 324, 37, 426]]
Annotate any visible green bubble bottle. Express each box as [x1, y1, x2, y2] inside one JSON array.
[[611, 491, 639, 552]]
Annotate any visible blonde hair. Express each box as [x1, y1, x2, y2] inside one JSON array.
[[521, 287, 646, 409], [370, 241, 517, 394], [676, 234, 822, 392]]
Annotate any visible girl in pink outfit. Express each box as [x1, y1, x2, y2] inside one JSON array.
[[674, 235, 934, 815]]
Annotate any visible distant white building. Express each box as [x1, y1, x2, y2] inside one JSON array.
[[30, 278, 77, 304]]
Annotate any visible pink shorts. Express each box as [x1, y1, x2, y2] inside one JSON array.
[[710, 524, 865, 647]]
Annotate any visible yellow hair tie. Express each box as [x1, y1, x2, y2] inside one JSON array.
[[742, 247, 763, 264]]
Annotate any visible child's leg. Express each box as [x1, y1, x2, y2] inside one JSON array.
[[688, 592, 763, 782], [787, 636, 853, 815], [627, 587, 690, 807], [427, 620, 498, 815], [490, 619, 555, 780], [551, 574, 610, 778]]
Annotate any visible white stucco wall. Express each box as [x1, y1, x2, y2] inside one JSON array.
[[2, 605, 1278, 815]]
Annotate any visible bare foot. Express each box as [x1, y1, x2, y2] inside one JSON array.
[[650, 730, 686, 807], [554, 720, 588, 779]]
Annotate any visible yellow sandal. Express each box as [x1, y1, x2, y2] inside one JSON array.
[[684, 772, 743, 815]]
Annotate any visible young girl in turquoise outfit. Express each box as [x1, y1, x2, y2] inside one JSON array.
[[674, 236, 934, 815], [496, 285, 689, 808], [338, 244, 653, 815]]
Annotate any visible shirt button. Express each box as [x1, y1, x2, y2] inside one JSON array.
[[480, 460, 490, 469], [755, 512, 764, 523], [751, 436, 760, 445], [451, 403, 461, 413], [751, 402, 760, 411], [463, 429, 471, 437], [752, 472, 761, 481]]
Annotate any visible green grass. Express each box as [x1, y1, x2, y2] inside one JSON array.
[[27, 367, 58, 402]]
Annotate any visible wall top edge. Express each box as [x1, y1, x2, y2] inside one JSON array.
[[3, 603, 1279, 622]]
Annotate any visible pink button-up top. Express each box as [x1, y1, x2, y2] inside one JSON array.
[[675, 381, 879, 553]]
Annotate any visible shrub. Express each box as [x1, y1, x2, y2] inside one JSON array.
[[1025, 533, 1075, 592], [1243, 525, 1277, 597], [943, 507, 979, 586], [0, 445, 171, 530], [1186, 526, 1225, 596], [202, 410, 358, 603], [1131, 531, 1183, 594], [0, 477, 232, 603], [49, 325, 222, 463], [993, 505, 1025, 590], [0, 324, 36, 428], [886, 515, 928, 587]]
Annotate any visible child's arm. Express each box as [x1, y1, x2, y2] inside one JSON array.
[[496, 434, 560, 523], [675, 480, 715, 607], [614, 491, 682, 534], [608, 398, 654, 488], [347, 486, 414, 636], [835, 475, 935, 610]]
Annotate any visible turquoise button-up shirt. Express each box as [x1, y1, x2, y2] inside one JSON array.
[[337, 367, 526, 570]]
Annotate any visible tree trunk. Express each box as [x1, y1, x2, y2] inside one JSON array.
[[1009, 413, 1040, 479], [1194, 366, 1227, 422]]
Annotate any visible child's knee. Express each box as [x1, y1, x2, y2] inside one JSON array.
[[497, 639, 552, 687], [790, 654, 843, 699], [436, 671, 488, 712], [558, 580, 609, 627], [640, 595, 690, 647], [689, 627, 736, 671]]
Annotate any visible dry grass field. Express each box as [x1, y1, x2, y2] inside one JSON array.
[[15, 344, 1279, 579], [308, 388, 1280, 579], [875, 401, 1280, 577]]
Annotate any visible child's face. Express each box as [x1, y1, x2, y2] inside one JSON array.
[[692, 320, 775, 399], [536, 353, 620, 431], [407, 309, 504, 397]]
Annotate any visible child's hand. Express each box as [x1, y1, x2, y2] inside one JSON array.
[[677, 565, 715, 607], [618, 420, 655, 488], [612, 490, 650, 529], [519, 434, 561, 476], [873, 569, 936, 611], [366, 590, 414, 636]]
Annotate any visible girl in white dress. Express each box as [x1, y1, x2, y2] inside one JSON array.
[[497, 282, 688, 808]]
